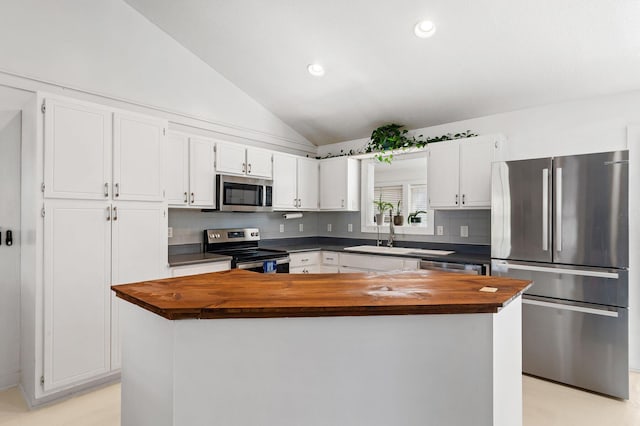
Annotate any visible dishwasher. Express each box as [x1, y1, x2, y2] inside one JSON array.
[[419, 260, 487, 275]]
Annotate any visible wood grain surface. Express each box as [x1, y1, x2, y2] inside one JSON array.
[[112, 270, 531, 320]]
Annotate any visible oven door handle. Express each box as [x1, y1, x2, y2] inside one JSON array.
[[236, 257, 291, 270]]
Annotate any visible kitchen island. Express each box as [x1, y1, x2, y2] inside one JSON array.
[[113, 270, 531, 426]]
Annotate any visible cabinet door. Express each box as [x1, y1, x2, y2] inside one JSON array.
[[43, 200, 111, 391], [246, 147, 272, 178], [428, 142, 460, 208], [189, 137, 216, 208], [297, 158, 319, 210], [272, 154, 297, 210], [113, 113, 166, 202], [44, 98, 112, 200], [319, 158, 347, 210], [459, 138, 493, 208], [215, 142, 246, 175], [110, 202, 167, 370], [166, 133, 189, 206]]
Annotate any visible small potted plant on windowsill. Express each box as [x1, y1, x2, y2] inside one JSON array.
[[373, 195, 393, 225], [393, 201, 404, 226], [408, 210, 427, 224]]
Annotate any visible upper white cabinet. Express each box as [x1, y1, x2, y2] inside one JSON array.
[[43, 98, 167, 202], [319, 157, 360, 211], [273, 153, 318, 210], [43, 98, 112, 200], [166, 132, 216, 208], [428, 135, 497, 209], [113, 113, 165, 202], [216, 142, 272, 179]]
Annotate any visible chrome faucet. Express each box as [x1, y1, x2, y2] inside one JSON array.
[[387, 212, 395, 247]]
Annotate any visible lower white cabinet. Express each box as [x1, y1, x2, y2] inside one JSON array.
[[290, 251, 321, 274], [43, 199, 167, 392], [170, 261, 231, 277]]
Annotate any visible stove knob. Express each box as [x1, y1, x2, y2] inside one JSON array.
[[216, 234, 221, 238]]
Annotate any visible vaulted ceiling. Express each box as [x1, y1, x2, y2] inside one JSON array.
[[125, 0, 640, 145]]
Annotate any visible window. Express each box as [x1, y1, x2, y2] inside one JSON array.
[[374, 185, 402, 223]]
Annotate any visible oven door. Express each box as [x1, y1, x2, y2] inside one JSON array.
[[217, 175, 273, 212], [237, 257, 290, 273]]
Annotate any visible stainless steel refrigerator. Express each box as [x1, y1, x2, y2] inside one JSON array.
[[491, 150, 629, 399]]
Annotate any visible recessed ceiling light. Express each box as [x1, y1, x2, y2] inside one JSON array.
[[307, 63, 325, 77], [414, 20, 436, 38]]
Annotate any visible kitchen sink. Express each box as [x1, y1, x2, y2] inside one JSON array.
[[344, 245, 454, 256]]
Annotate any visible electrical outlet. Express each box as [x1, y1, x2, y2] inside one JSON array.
[[436, 225, 444, 236], [327, 223, 332, 232], [348, 223, 353, 232], [167, 227, 173, 238], [279, 224, 284, 233], [299, 223, 304, 232], [460, 225, 469, 238]]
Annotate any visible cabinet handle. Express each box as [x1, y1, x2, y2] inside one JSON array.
[[301, 258, 309, 262], [113, 206, 118, 221], [114, 183, 120, 198], [248, 163, 252, 174], [104, 183, 109, 198], [326, 257, 334, 261], [462, 194, 466, 205], [297, 198, 301, 207], [455, 194, 458, 205], [242, 163, 246, 173], [341, 199, 345, 208], [191, 192, 195, 204], [106, 206, 111, 221], [184, 192, 188, 203]]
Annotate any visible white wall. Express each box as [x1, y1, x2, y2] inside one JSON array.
[[0, 0, 315, 155], [320, 90, 640, 371], [0, 111, 21, 390]]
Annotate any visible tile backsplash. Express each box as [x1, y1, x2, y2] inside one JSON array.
[[168, 209, 490, 246]]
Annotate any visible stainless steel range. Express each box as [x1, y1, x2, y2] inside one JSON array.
[[204, 228, 290, 273]]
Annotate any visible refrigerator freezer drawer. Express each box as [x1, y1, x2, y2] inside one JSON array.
[[491, 260, 628, 307], [522, 296, 629, 399]]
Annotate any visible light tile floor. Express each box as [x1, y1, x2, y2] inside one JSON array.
[[1, 373, 639, 425]]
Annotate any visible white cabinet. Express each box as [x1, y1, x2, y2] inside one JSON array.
[[428, 136, 496, 209], [170, 261, 231, 277], [273, 153, 318, 210], [113, 113, 165, 202], [216, 142, 272, 179], [43, 199, 167, 390], [43, 200, 111, 392], [43, 98, 112, 200], [167, 133, 216, 208], [43, 98, 167, 202], [339, 253, 419, 272], [319, 157, 360, 211], [290, 251, 321, 274], [321, 251, 340, 273]]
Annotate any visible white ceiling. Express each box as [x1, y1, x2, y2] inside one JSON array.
[[125, 0, 640, 146]]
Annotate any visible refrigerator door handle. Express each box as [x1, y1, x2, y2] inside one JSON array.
[[523, 298, 619, 318], [542, 168, 549, 251], [555, 167, 562, 252], [493, 260, 619, 279]]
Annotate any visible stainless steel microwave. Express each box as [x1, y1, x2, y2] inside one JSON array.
[[216, 175, 273, 212]]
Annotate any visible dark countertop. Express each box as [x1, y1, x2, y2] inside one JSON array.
[[167, 237, 490, 267], [168, 252, 232, 267], [113, 269, 531, 320]]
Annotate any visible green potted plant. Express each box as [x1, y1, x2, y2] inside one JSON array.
[[393, 200, 404, 226], [408, 210, 427, 224], [373, 194, 393, 225]]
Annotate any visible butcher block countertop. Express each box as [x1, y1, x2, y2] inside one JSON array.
[[112, 270, 531, 320]]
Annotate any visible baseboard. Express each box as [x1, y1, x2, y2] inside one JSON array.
[[23, 372, 120, 410], [0, 371, 20, 392]]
